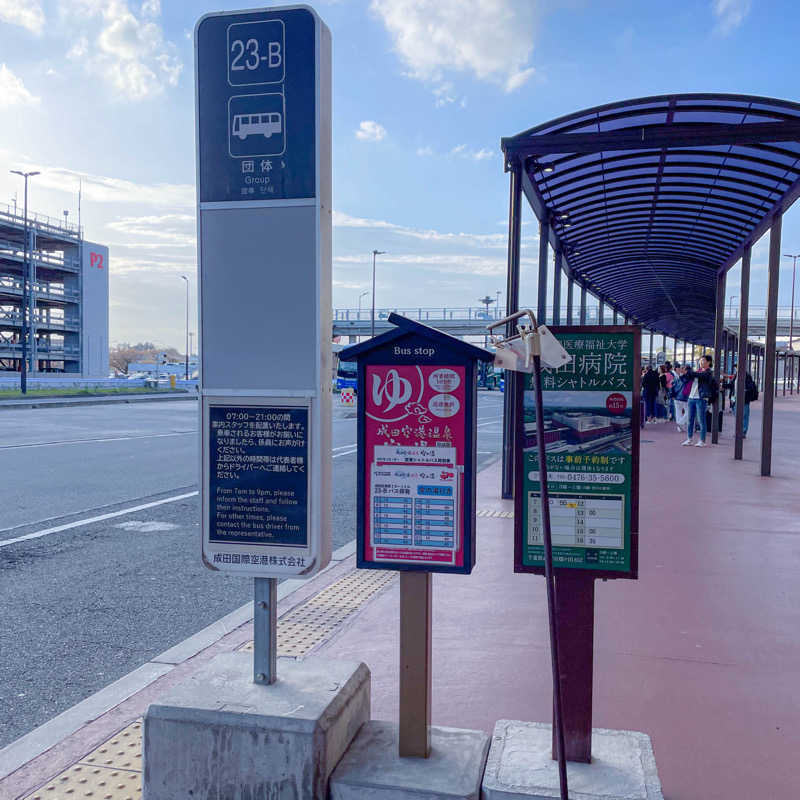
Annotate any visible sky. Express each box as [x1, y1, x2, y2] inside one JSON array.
[[1, 0, 799, 350]]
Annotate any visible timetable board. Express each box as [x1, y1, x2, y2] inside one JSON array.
[[514, 326, 640, 579]]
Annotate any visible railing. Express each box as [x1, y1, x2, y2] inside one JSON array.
[[0, 276, 80, 302], [0, 238, 81, 272], [334, 305, 800, 330], [0, 202, 82, 238]]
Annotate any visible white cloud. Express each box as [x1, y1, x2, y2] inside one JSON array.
[[450, 144, 494, 161], [371, 0, 538, 93], [333, 210, 515, 249], [62, 0, 182, 100], [416, 146, 433, 157], [106, 213, 195, 246], [355, 120, 387, 142], [336, 253, 508, 277], [0, 64, 40, 109], [9, 162, 194, 207], [0, 0, 45, 33], [711, 0, 751, 35]]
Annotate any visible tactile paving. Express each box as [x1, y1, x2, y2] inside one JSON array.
[[476, 508, 514, 518], [21, 761, 140, 800], [240, 567, 396, 657], [22, 569, 395, 800]]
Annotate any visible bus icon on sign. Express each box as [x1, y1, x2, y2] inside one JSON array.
[[228, 93, 286, 158], [232, 111, 282, 140]]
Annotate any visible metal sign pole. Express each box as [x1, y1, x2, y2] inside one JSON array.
[[253, 577, 277, 684], [531, 351, 569, 800]]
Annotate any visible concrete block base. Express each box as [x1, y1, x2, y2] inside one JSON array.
[[329, 719, 490, 799], [482, 720, 663, 800], [142, 652, 370, 800]]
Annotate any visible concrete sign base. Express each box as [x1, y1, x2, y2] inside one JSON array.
[[329, 720, 490, 799], [142, 652, 370, 800], [482, 720, 663, 800]]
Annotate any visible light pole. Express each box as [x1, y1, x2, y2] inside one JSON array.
[[357, 290, 369, 319], [370, 250, 386, 339], [783, 254, 798, 352], [10, 169, 40, 394], [495, 290, 501, 318], [180, 275, 189, 380], [728, 294, 738, 321]]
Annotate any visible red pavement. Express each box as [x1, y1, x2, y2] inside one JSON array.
[[316, 395, 800, 800]]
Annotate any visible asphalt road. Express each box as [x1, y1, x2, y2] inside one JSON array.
[[0, 392, 505, 748]]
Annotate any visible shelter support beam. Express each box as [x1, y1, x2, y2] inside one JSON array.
[[597, 301, 604, 326], [712, 273, 726, 444], [761, 214, 782, 476], [502, 161, 523, 499], [566, 277, 574, 326], [553, 250, 562, 325], [537, 215, 550, 324], [579, 283, 587, 324]]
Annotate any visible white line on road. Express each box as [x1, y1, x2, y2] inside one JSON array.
[[476, 419, 502, 426], [0, 432, 196, 450], [0, 492, 199, 550]]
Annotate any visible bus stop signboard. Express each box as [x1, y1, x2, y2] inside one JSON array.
[[514, 326, 640, 580], [340, 314, 493, 574]]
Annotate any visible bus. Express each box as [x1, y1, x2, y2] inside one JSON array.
[[336, 358, 358, 392], [232, 112, 282, 140]]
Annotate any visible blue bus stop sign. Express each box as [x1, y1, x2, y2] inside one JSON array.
[[196, 7, 317, 203]]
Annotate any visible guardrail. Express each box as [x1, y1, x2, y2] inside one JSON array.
[[0, 202, 82, 239]]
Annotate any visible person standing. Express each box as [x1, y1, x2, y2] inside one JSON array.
[[741, 371, 758, 437], [642, 365, 660, 423], [682, 354, 714, 447], [674, 364, 690, 432]]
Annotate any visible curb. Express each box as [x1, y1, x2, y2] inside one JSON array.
[[0, 539, 357, 784], [0, 393, 197, 411]]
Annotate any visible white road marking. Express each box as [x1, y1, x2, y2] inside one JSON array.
[[0, 432, 196, 450], [333, 447, 357, 458], [476, 419, 502, 427], [0, 492, 199, 550]]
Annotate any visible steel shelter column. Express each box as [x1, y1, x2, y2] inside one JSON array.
[[649, 331, 654, 364], [579, 283, 587, 324], [761, 214, 782, 476], [537, 214, 550, 324], [683, 340, 687, 365], [712, 273, 726, 444], [502, 160, 523, 499], [553, 250, 562, 325], [597, 301, 604, 325], [566, 277, 574, 326]]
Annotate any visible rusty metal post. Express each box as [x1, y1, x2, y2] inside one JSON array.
[[399, 571, 432, 758], [712, 272, 725, 444], [566, 277, 574, 326], [552, 250, 562, 325], [762, 214, 782, 476], [579, 283, 587, 324], [552, 573, 594, 763], [538, 215, 550, 324], [735, 245, 751, 460]]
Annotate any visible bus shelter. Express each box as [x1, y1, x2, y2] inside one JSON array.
[[500, 93, 800, 490]]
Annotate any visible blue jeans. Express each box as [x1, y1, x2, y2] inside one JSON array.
[[743, 402, 750, 435], [687, 397, 707, 441]]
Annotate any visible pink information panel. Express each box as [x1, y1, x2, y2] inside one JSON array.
[[363, 364, 467, 568]]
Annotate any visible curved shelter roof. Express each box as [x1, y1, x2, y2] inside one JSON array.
[[501, 94, 800, 342]]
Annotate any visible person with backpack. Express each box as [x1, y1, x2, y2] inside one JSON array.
[[642, 366, 660, 423], [673, 364, 690, 432], [741, 371, 758, 437], [682, 354, 714, 447]]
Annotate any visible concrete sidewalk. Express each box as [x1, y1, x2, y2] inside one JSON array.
[[314, 395, 800, 800], [2, 396, 798, 799]]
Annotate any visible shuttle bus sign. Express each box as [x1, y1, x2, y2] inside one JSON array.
[[514, 326, 640, 579]]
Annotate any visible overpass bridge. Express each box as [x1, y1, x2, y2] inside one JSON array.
[[333, 305, 798, 341]]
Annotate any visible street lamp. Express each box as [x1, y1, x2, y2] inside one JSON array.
[[357, 290, 369, 319], [180, 275, 189, 380], [727, 294, 738, 321], [370, 250, 386, 339], [783, 254, 799, 352], [10, 169, 40, 394]]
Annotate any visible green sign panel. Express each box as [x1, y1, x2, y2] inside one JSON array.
[[514, 326, 640, 579]]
